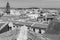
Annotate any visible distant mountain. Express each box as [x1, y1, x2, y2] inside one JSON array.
[[17, 7, 40, 10], [43, 8, 60, 10], [28, 7, 40, 9], [0, 7, 60, 10]]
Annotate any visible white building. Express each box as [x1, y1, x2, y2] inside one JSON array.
[[25, 9, 33, 14], [10, 9, 21, 15], [8, 22, 17, 30], [26, 14, 39, 19], [33, 9, 40, 13]]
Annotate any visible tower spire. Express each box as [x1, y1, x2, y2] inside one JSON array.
[[6, 2, 10, 14]]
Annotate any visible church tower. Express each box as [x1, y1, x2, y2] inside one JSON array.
[[6, 2, 10, 14]]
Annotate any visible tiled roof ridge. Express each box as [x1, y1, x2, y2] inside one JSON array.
[[0, 22, 8, 30]]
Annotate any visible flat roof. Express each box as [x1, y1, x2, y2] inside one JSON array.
[[31, 23, 48, 28], [14, 21, 48, 28]]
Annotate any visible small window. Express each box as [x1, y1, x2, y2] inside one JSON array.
[[13, 26, 15, 27], [9, 27, 12, 30]]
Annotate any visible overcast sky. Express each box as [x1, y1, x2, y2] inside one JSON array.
[[0, 0, 60, 8]]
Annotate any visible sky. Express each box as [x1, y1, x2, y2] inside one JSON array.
[[0, 0, 60, 8]]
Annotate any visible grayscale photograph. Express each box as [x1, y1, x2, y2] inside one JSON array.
[[0, 0, 60, 40]]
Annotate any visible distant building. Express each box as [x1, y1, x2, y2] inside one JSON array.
[[5, 2, 10, 14], [26, 14, 39, 19]]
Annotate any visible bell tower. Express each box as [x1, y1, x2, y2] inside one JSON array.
[[6, 2, 10, 14]]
